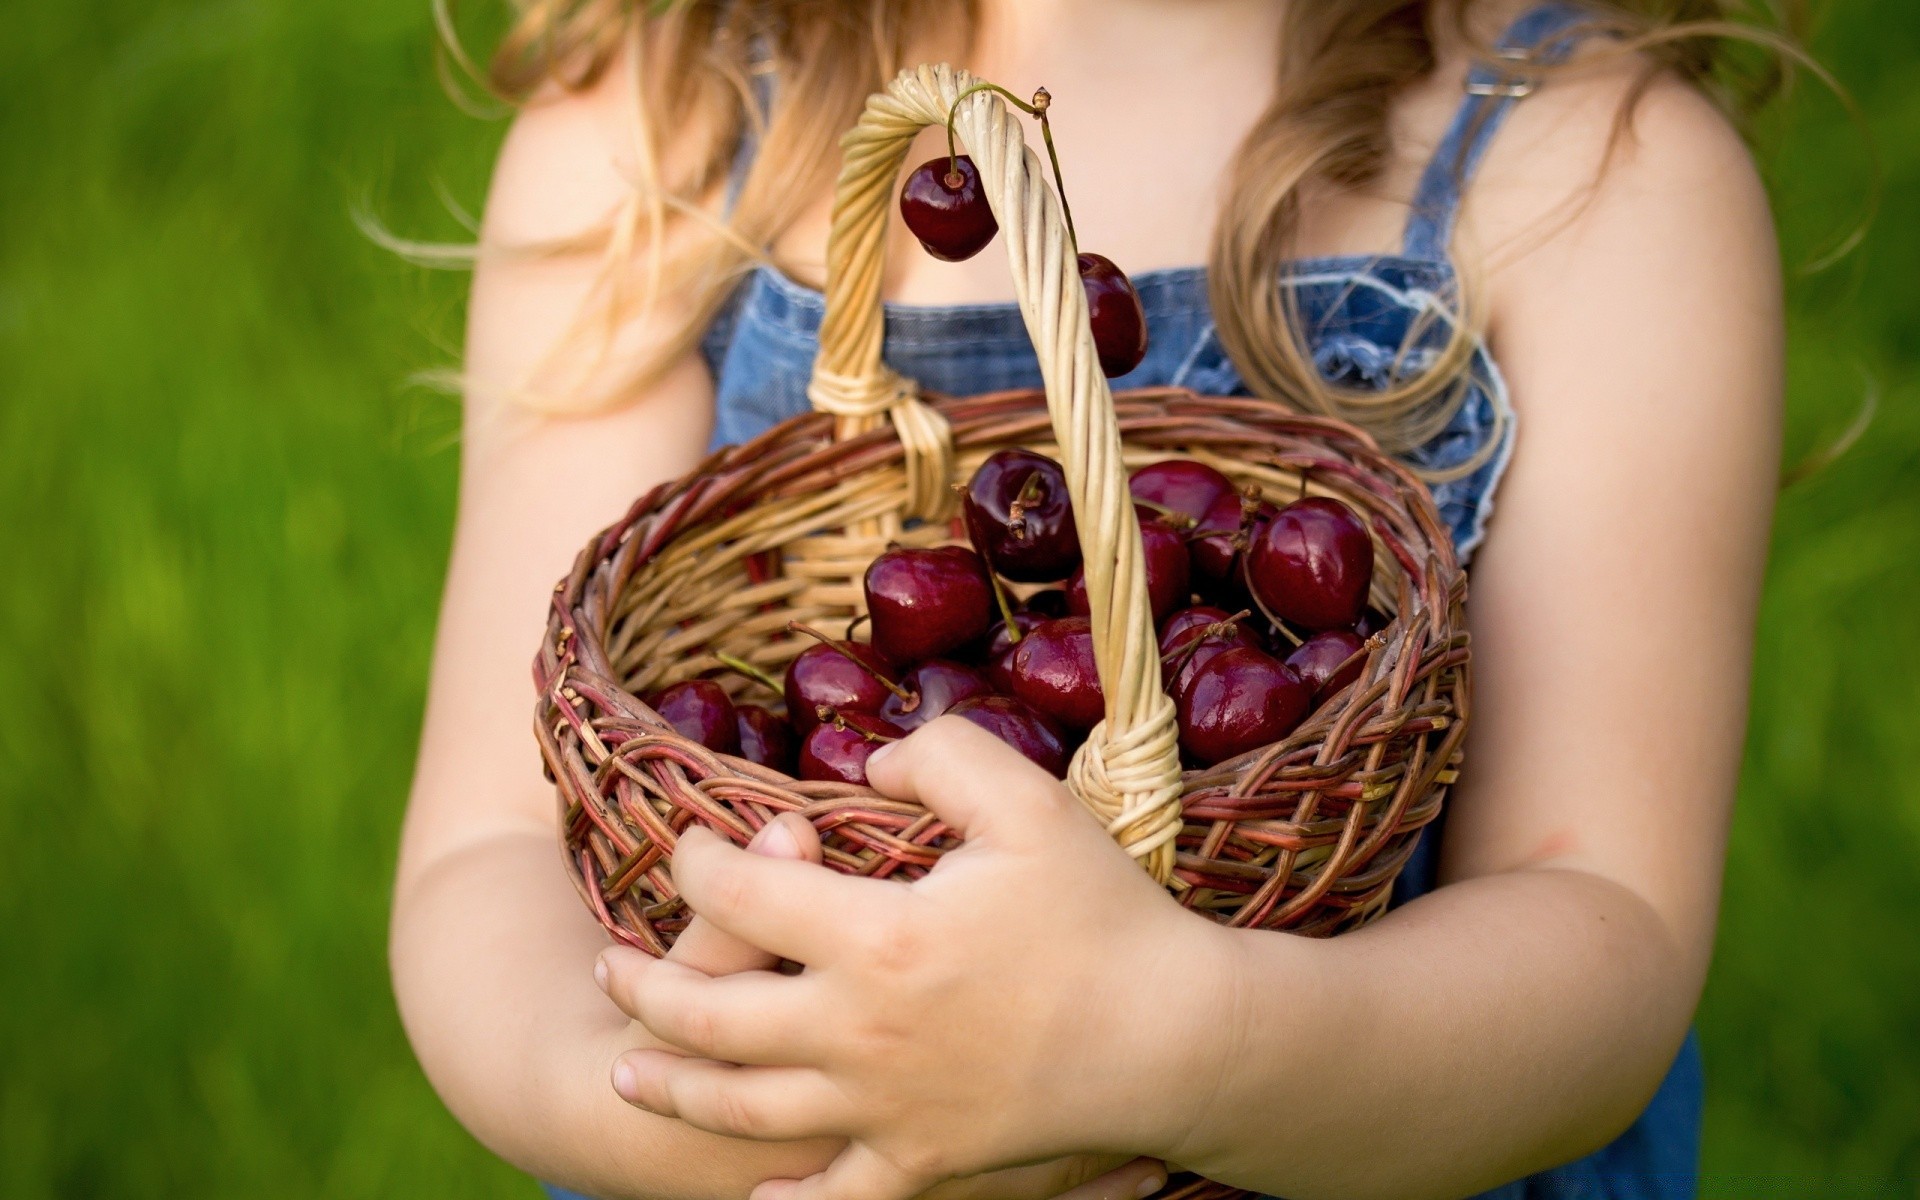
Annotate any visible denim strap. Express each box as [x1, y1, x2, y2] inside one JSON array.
[[1401, 2, 1601, 261]]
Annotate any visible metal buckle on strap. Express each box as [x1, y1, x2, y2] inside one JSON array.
[[1465, 47, 1537, 98]]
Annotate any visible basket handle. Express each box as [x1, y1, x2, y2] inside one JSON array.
[[808, 64, 1183, 883]]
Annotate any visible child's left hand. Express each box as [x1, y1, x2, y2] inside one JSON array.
[[595, 716, 1243, 1200]]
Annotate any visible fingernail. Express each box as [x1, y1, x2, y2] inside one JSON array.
[[748, 816, 802, 859], [1137, 1174, 1166, 1199], [593, 955, 610, 992], [865, 740, 898, 771], [611, 1058, 639, 1102]]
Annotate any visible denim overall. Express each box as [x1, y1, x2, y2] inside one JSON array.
[[546, 6, 1703, 1197]]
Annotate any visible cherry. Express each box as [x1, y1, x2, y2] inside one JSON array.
[[1025, 588, 1071, 618], [1010, 616, 1104, 732], [962, 449, 1080, 583], [1078, 252, 1148, 378], [1129, 460, 1235, 528], [948, 695, 1070, 778], [1175, 647, 1311, 767], [865, 545, 994, 665], [1067, 510, 1191, 623], [651, 680, 739, 755], [797, 709, 904, 786], [1354, 608, 1391, 639], [1190, 489, 1276, 588], [1284, 630, 1368, 703], [1158, 606, 1262, 699], [900, 155, 998, 262], [1247, 496, 1375, 632], [783, 638, 896, 733], [735, 704, 798, 772], [982, 612, 1047, 694], [881, 659, 994, 732]]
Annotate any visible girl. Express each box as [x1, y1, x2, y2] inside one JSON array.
[[391, 1, 1793, 1197]]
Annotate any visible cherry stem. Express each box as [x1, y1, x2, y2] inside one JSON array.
[[787, 622, 915, 705], [1132, 498, 1195, 530], [715, 653, 782, 695], [987, 569, 1022, 640], [944, 82, 1078, 254], [816, 706, 902, 744]]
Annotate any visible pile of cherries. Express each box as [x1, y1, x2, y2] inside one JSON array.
[[646, 451, 1382, 786]]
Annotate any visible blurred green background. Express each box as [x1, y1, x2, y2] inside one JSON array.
[[2, 2, 1915, 1196]]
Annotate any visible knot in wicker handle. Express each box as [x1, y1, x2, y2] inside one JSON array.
[[812, 64, 1184, 882]]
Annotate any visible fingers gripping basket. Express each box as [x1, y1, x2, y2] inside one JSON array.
[[537, 66, 1469, 950]]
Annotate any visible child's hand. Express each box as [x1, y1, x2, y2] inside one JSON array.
[[659, 811, 823, 977], [595, 717, 1236, 1200]]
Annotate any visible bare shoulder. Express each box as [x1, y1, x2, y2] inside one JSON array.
[[1463, 47, 1777, 325]]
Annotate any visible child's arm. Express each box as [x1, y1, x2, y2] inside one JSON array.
[[595, 67, 1782, 1200], [385, 63, 850, 1199], [388, 57, 1155, 1200]]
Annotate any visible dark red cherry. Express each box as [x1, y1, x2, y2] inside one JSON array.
[[797, 709, 905, 786], [1354, 608, 1391, 639], [1025, 588, 1071, 619], [1190, 489, 1276, 588], [1129, 460, 1235, 528], [881, 659, 994, 732], [784, 639, 895, 733], [1009, 616, 1104, 732], [1247, 497, 1375, 632], [899, 155, 998, 262], [1067, 510, 1191, 623], [982, 612, 1047, 691], [1285, 630, 1368, 703], [651, 680, 739, 754], [1158, 606, 1262, 698], [948, 695, 1070, 778], [1176, 647, 1311, 767], [735, 704, 798, 772], [962, 449, 1080, 583], [1078, 252, 1148, 378], [865, 545, 994, 665]]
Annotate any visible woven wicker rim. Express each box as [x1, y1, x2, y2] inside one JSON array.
[[536, 65, 1470, 949]]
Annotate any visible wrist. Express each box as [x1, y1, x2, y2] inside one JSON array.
[[1148, 918, 1332, 1173], [1102, 908, 1261, 1163]]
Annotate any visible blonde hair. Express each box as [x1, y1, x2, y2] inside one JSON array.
[[450, 0, 1836, 471]]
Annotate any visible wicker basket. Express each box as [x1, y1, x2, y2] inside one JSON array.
[[535, 66, 1468, 1190]]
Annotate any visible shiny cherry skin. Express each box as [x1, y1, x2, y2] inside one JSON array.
[[982, 612, 1048, 694], [881, 659, 994, 732], [784, 639, 895, 733], [1067, 510, 1191, 623], [735, 704, 798, 772], [1129, 460, 1236, 528], [1190, 489, 1276, 588], [865, 545, 993, 665], [1078, 252, 1148, 378], [1248, 496, 1375, 632], [1285, 630, 1368, 702], [962, 449, 1081, 583], [899, 155, 998, 262], [797, 710, 905, 786], [1009, 616, 1104, 732], [1176, 647, 1311, 767], [651, 680, 739, 754], [948, 695, 1071, 778], [1159, 606, 1262, 698]]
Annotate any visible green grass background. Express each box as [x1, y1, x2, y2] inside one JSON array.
[[2, 2, 1915, 1196]]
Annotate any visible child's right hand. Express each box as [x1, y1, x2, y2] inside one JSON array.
[[605, 812, 1165, 1200]]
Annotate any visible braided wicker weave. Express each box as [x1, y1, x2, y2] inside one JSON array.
[[535, 63, 1468, 965]]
